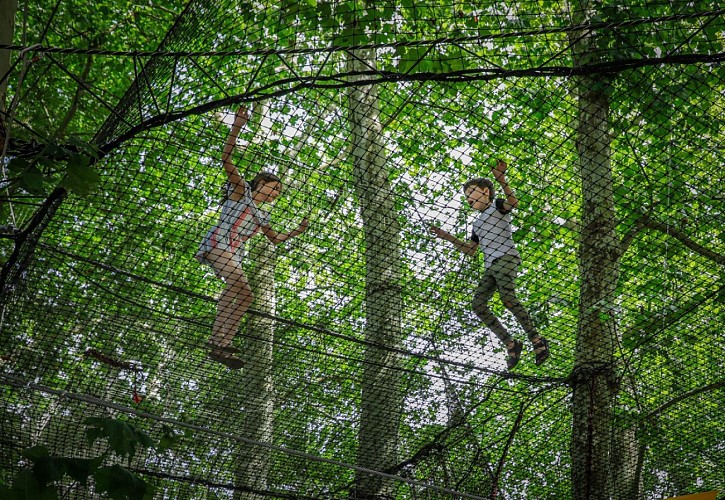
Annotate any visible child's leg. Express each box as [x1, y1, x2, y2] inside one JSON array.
[[207, 248, 254, 348], [494, 255, 550, 365], [493, 255, 538, 338], [472, 270, 513, 346], [474, 269, 523, 369]]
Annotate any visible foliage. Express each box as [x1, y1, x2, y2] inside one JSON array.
[[0, 417, 168, 500], [1, 0, 723, 499], [4, 140, 101, 196]]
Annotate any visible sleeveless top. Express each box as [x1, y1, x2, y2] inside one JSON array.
[[196, 182, 270, 263]]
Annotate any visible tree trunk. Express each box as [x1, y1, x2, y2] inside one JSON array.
[[568, 4, 620, 499], [234, 235, 277, 499], [608, 426, 643, 500], [0, 0, 16, 114], [346, 47, 404, 499]]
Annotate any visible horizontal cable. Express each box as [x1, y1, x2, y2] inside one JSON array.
[[0, 9, 722, 59]]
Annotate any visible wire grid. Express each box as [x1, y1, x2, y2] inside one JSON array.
[[1, 1, 724, 499]]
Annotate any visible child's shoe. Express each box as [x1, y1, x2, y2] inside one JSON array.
[[532, 337, 550, 366], [208, 345, 243, 369], [206, 342, 241, 354], [506, 340, 524, 370]]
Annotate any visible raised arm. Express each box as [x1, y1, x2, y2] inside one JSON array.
[[492, 159, 519, 210], [430, 225, 479, 257], [261, 218, 309, 245], [222, 106, 250, 197]]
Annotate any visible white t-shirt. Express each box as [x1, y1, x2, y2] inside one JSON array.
[[470, 198, 520, 265]]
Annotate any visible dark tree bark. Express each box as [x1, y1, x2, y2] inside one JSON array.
[[568, 4, 620, 498]]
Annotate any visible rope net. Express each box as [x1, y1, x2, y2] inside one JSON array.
[[1, 1, 723, 499]]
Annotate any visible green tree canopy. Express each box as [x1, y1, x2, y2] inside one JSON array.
[[1, 1, 723, 499]]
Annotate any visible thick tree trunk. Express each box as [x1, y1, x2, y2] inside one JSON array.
[[346, 48, 403, 499], [569, 4, 621, 498], [0, 0, 17, 164], [608, 426, 643, 500], [234, 236, 276, 499], [570, 74, 619, 500], [0, 0, 16, 113]]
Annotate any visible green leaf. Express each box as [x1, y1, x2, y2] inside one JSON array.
[[94, 465, 148, 500], [0, 470, 57, 500], [31, 457, 68, 486], [21, 445, 51, 460], [64, 457, 101, 486], [18, 447, 97, 488], [84, 418, 154, 461], [68, 153, 90, 169], [60, 154, 101, 196], [7, 157, 30, 175], [156, 425, 179, 453], [19, 166, 47, 195], [40, 143, 66, 160], [85, 425, 106, 448], [66, 138, 101, 159], [397, 46, 430, 74], [331, 27, 365, 46], [317, 2, 333, 23]]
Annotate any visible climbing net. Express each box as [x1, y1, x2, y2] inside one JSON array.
[[1, 1, 724, 498]]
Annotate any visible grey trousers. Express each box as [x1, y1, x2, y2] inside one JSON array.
[[472, 254, 538, 346]]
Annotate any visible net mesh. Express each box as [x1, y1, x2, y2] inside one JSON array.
[[1, 1, 723, 499]]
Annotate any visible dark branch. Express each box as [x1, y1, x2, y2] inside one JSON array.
[[491, 401, 527, 499], [645, 380, 725, 422], [84, 348, 142, 372], [642, 216, 724, 266], [620, 215, 724, 266]]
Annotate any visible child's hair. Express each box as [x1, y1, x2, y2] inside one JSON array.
[[462, 178, 495, 199], [220, 172, 282, 204], [249, 171, 281, 192]]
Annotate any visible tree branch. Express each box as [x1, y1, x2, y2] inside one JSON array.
[[54, 52, 94, 138], [618, 218, 646, 257], [645, 380, 725, 421], [620, 214, 724, 266], [642, 216, 724, 265], [490, 400, 527, 499]]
